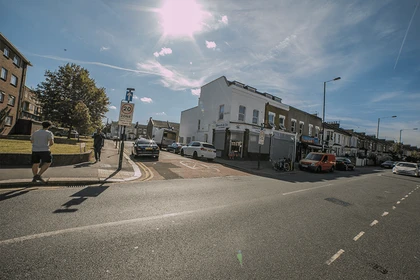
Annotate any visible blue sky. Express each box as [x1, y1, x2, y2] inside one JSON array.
[[1, 0, 420, 146]]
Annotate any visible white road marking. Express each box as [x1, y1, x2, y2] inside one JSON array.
[[282, 184, 333, 196], [397, 201, 401, 204], [326, 249, 345, 265], [370, 220, 379, 226], [0, 204, 229, 246], [353, 231, 365, 241], [392, 206, 396, 210], [405, 195, 409, 198], [401, 198, 405, 201], [382, 212, 389, 217]]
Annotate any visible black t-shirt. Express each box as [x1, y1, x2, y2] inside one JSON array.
[[93, 133, 105, 148]]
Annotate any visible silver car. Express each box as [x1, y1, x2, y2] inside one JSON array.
[[392, 162, 420, 177]]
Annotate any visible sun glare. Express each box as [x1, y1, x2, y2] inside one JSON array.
[[159, 0, 204, 37]]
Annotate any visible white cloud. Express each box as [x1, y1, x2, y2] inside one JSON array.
[[140, 97, 153, 103], [191, 88, 201, 96], [133, 95, 139, 100], [109, 105, 117, 110], [155, 112, 167, 116], [153, 47, 173, 57], [219, 15, 228, 25], [137, 60, 206, 91], [100, 46, 110, 52], [371, 92, 401, 103], [206, 40, 217, 49]]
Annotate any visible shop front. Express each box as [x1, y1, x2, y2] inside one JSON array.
[[298, 135, 322, 161]]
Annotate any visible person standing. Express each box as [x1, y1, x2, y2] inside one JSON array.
[[31, 121, 54, 183], [92, 128, 105, 162]]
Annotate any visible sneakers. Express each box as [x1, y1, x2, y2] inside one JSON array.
[[32, 174, 46, 183]]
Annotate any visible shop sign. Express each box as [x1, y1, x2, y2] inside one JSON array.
[[215, 122, 229, 130], [301, 135, 320, 145]]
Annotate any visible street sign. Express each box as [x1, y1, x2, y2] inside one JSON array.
[[118, 102, 135, 126], [125, 90, 133, 102], [258, 130, 265, 145]]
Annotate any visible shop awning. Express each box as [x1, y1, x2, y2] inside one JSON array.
[[308, 145, 322, 149]]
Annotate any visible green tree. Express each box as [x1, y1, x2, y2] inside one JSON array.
[[72, 101, 91, 135], [0, 107, 11, 134], [36, 63, 109, 137]]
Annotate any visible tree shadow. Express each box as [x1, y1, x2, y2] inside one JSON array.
[[53, 185, 109, 213], [0, 189, 32, 202]]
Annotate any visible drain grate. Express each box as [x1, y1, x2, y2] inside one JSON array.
[[368, 262, 388, 274], [66, 185, 87, 188], [325, 197, 352, 207]]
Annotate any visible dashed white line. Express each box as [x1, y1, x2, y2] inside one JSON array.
[[353, 231, 365, 241], [370, 220, 379, 226], [405, 195, 409, 197], [382, 212, 389, 217], [326, 249, 345, 265], [282, 184, 333, 195], [392, 206, 396, 210], [401, 198, 405, 201], [397, 201, 401, 204]]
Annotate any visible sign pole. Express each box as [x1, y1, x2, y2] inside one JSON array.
[[117, 87, 135, 171], [258, 144, 261, 170], [118, 124, 126, 170], [258, 123, 265, 170]]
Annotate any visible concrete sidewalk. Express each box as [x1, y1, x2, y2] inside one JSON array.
[[215, 158, 301, 178], [0, 140, 141, 188]]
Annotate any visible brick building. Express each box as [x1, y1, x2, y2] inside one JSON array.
[[0, 32, 32, 135]]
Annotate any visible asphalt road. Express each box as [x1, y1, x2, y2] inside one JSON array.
[[1, 169, 419, 279]]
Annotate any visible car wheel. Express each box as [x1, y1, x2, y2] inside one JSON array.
[[345, 165, 348, 171], [193, 151, 198, 159], [330, 166, 335, 173], [316, 166, 321, 173], [180, 150, 184, 156], [207, 158, 214, 162]]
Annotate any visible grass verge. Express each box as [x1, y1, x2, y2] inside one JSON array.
[[0, 139, 94, 154]]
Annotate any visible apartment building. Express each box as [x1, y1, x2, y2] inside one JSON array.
[[0, 33, 32, 135]]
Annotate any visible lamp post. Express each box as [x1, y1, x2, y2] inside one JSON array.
[[376, 115, 396, 139], [322, 76, 341, 152], [399, 128, 418, 144]]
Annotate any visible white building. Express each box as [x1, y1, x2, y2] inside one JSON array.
[[180, 76, 292, 159]]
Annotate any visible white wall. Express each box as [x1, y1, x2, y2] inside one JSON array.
[[180, 106, 199, 144]]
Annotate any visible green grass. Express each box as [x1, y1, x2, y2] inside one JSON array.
[[0, 139, 94, 154]]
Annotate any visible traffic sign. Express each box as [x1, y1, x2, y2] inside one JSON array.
[[118, 102, 135, 126], [125, 90, 133, 102], [258, 130, 265, 145]]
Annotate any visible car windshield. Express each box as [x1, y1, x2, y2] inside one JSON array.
[[136, 139, 154, 145], [203, 144, 216, 149], [305, 153, 323, 161]]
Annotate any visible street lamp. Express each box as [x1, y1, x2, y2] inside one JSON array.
[[399, 128, 418, 144], [376, 115, 397, 139], [322, 76, 341, 152]]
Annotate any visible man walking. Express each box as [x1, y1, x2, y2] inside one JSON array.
[[92, 128, 105, 162], [31, 121, 54, 183]]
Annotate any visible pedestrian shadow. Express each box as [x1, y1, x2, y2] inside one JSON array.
[[53, 185, 109, 213], [0, 189, 32, 202]]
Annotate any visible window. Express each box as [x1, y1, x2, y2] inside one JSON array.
[[13, 56, 20, 67], [3, 47, 9, 58], [198, 119, 201, 130], [238, 105, 246, 121], [1, 68, 7, 80], [252, 110, 259, 124], [0, 91, 4, 103], [338, 134, 341, 144], [309, 124, 313, 136], [334, 133, 337, 143], [315, 126, 320, 138], [8, 95, 15, 106], [291, 119, 296, 133], [279, 115, 286, 130], [299, 122, 304, 134], [219, 104, 224, 120], [11, 75, 18, 86], [268, 112, 275, 126], [5, 116, 13, 126], [192, 142, 201, 146]]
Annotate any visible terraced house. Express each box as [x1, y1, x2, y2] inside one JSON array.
[[0, 33, 32, 135]]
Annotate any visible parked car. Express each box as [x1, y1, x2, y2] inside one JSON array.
[[298, 152, 336, 172], [336, 157, 355, 171], [54, 129, 79, 138], [166, 142, 183, 154], [132, 138, 159, 159], [392, 162, 419, 177], [380, 160, 394, 168], [180, 141, 216, 161]]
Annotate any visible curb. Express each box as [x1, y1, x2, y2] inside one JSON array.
[[216, 161, 299, 177]]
